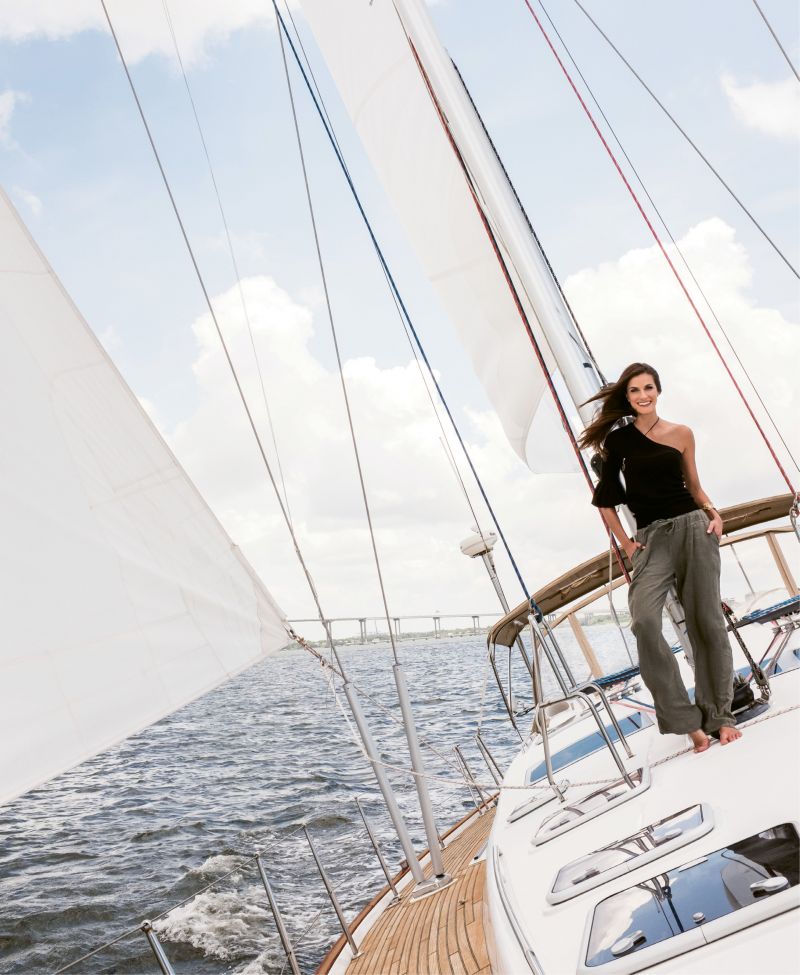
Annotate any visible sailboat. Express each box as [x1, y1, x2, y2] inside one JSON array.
[[2, 0, 799, 973]]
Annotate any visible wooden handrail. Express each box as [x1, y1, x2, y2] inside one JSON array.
[[488, 493, 794, 648]]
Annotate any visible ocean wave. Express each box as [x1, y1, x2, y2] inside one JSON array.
[[154, 888, 269, 961]]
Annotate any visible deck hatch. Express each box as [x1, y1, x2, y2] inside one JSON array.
[[547, 804, 713, 904], [532, 768, 651, 846], [579, 823, 800, 974], [526, 713, 653, 784]]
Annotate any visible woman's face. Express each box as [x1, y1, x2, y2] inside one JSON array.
[[626, 372, 659, 416]]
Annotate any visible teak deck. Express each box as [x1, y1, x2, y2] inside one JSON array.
[[319, 804, 496, 975]]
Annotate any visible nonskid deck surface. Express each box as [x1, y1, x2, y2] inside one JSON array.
[[344, 806, 495, 975], [488, 663, 800, 975]]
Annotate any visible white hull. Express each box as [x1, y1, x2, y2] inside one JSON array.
[[486, 657, 800, 974]]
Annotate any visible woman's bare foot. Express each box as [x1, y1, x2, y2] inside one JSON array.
[[718, 725, 742, 745], [689, 729, 710, 753]]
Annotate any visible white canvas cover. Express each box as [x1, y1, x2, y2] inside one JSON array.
[[298, 0, 558, 463], [0, 188, 289, 805]]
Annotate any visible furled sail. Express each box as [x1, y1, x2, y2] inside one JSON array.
[[297, 0, 561, 464], [0, 189, 289, 806]]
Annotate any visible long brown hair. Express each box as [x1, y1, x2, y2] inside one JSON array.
[[578, 362, 662, 454]]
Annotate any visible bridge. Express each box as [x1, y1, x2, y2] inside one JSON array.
[[289, 612, 557, 642]]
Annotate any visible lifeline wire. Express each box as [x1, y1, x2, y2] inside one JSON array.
[[523, 0, 799, 497], [569, 0, 799, 279], [161, 0, 294, 524], [536, 0, 800, 480], [51, 821, 312, 974], [751, 0, 800, 83], [271, 4, 537, 608]]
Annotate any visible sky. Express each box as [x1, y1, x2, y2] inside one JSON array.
[[1, 0, 799, 637]]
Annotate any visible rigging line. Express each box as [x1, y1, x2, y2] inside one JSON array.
[[405, 39, 594, 490], [50, 923, 142, 975], [440, 435, 477, 515], [302, 701, 800, 794], [751, 0, 800, 83], [272, 4, 536, 606], [523, 0, 798, 497], [160, 0, 294, 525], [280, 0, 494, 559], [275, 15, 402, 667], [391, 273, 490, 536], [281, 0, 344, 156], [607, 539, 634, 665], [400, 27, 632, 587], [98, 0, 346, 676], [449, 57, 607, 386], [568, 0, 799, 279], [536, 0, 800, 479], [290, 632, 467, 777]]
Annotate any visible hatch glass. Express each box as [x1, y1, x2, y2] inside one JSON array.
[[584, 823, 799, 968], [549, 805, 711, 903]]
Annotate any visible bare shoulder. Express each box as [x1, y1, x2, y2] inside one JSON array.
[[658, 420, 694, 454], [663, 421, 693, 442]]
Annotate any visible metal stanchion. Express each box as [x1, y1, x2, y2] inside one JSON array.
[[255, 855, 303, 975], [342, 681, 425, 885], [454, 744, 491, 809], [454, 745, 484, 813], [304, 826, 361, 958], [355, 797, 400, 903], [392, 663, 452, 898], [140, 921, 175, 975], [475, 732, 503, 785]]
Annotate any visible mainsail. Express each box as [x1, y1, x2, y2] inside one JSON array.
[[297, 0, 564, 465], [0, 189, 289, 805]]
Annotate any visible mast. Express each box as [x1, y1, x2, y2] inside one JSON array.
[[390, 0, 604, 424], [390, 0, 696, 663]]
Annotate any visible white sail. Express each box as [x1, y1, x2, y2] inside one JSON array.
[[297, 0, 561, 464], [0, 188, 289, 806]]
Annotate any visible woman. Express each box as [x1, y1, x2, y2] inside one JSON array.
[[579, 362, 742, 753]]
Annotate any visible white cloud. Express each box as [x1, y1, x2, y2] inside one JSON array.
[[721, 73, 800, 141], [0, 0, 274, 66], [12, 185, 41, 216], [565, 217, 799, 505], [0, 89, 29, 146], [154, 219, 798, 627]]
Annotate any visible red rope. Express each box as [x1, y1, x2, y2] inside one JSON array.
[[521, 0, 797, 497], [407, 38, 632, 583]]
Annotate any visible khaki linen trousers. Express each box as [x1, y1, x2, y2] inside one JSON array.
[[628, 509, 736, 735]]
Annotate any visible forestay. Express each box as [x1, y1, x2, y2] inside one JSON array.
[[298, 0, 558, 464], [0, 189, 288, 806]]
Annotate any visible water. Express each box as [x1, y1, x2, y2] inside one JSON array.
[[0, 628, 633, 974]]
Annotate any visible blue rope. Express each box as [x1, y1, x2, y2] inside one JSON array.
[[273, 4, 539, 611]]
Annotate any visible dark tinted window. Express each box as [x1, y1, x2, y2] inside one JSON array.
[[586, 824, 799, 967], [527, 713, 653, 784]]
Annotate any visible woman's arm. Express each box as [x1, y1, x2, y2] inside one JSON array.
[[680, 426, 724, 537], [598, 506, 641, 560]]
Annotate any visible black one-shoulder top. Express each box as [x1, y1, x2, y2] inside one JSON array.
[[591, 422, 699, 529]]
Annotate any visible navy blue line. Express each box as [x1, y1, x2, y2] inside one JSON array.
[[273, 4, 538, 610]]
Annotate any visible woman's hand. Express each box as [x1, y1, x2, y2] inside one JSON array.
[[623, 539, 645, 561], [706, 513, 724, 539]]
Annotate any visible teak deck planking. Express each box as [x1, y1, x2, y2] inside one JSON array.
[[339, 805, 495, 975]]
